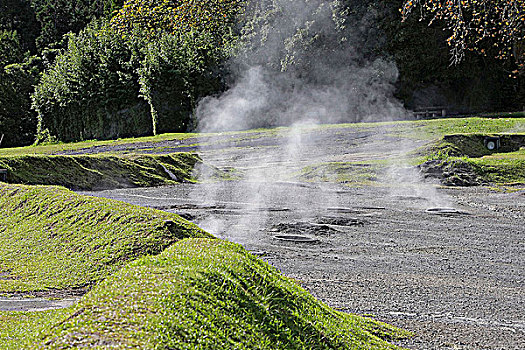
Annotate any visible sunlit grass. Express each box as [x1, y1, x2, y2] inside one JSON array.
[[0, 152, 201, 190], [0, 132, 197, 156], [0, 184, 209, 292], [0, 185, 410, 349], [421, 134, 525, 185], [3, 117, 524, 157], [36, 239, 411, 349], [0, 309, 71, 350]]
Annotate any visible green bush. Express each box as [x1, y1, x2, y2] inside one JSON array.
[[139, 31, 225, 134], [33, 9, 236, 143], [32, 20, 152, 142], [0, 56, 40, 147]]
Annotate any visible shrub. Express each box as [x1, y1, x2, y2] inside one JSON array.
[[138, 31, 226, 134], [0, 56, 40, 147], [32, 20, 152, 142]]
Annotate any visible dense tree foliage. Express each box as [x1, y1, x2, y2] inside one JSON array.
[[32, 21, 150, 142], [0, 0, 40, 54], [33, 0, 242, 141], [111, 0, 244, 135], [0, 0, 126, 146], [402, 0, 525, 75], [0, 30, 24, 66], [1, 0, 525, 146], [0, 57, 41, 147], [31, 0, 124, 49], [378, 0, 523, 112], [111, 0, 242, 38], [138, 32, 226, 134]]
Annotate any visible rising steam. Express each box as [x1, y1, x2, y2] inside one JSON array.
[[191, 0, 423, 242], [196, 0, 408, 133]]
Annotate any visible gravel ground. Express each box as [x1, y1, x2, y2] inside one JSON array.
[[76, 124, 524, 349]]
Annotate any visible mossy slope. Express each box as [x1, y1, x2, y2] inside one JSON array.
[[38, 239, 410, 349], [425, 134, 525, 159], [0, 184, 210, 292], [420, 134, 525, 185], [0, 153, 200, 190], [468, 150, 525, 184]]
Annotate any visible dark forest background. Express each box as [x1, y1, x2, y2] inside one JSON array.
[[0, 0, 522, 147]]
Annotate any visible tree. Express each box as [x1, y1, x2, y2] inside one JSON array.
[[110, 0, 243, 41], [138, 31, 225, 134], [0, 30, 24, 66], [32, 21, 151, 142], [0, 0, 40, 54], [402, 0, 525, 75], [32, 0, 240, 143], [0, 56, 41, 147], [30, 0, 124, 49]]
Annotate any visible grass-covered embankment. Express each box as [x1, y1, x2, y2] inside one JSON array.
[[420, 133, 525, 185], [36, 239, 410, 349], [0, 184, 210, 292], [0, 184, 410, 349], [0, 309, 70, 349], [466, 149, 525, 184], [0, 152, 200, 190], [0, 133, 197, 157]]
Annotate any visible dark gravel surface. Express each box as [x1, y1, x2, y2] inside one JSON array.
[[85, 183, 524, 350], [75, 124, 524, 349]]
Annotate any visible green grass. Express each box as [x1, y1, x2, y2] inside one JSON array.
[[0, 133, 198, 157], [421, 134, 525, 159], [0, 153, 201, 190], [420, 133, 525, 185], [34, 238, 410, 349], [0, 309, 71, 350], [297, 162, 379, 186], [384, 117, 525, 140], [0, 185, 410, 349], [467, 150, 525, 184], [3, 118, 524, 157], [0, 184, 210, 292], [0, 127, 283, 157], [479, 111, 525, 118]]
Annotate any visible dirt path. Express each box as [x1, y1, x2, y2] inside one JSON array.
[[77, 124, 524, 350]]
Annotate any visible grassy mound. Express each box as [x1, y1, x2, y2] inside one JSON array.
[[0, 153, 200, 190], [0, 184, 210, 292], [0, 309, 70, 349], [467, 150, 525, 184], [37, 239, 410, 349], [425, 134, 525, 159], [420, 134, 525, 185]]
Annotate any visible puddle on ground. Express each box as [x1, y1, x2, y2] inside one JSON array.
[[426, 208, 470, 216], [0, 296, 79, 312], [273, 235, 319, 243], [270, 222, 340, 236]]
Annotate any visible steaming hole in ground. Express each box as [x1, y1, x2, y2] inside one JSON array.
[[78, 128, 525, 350], [84, 182, 525, 350]]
